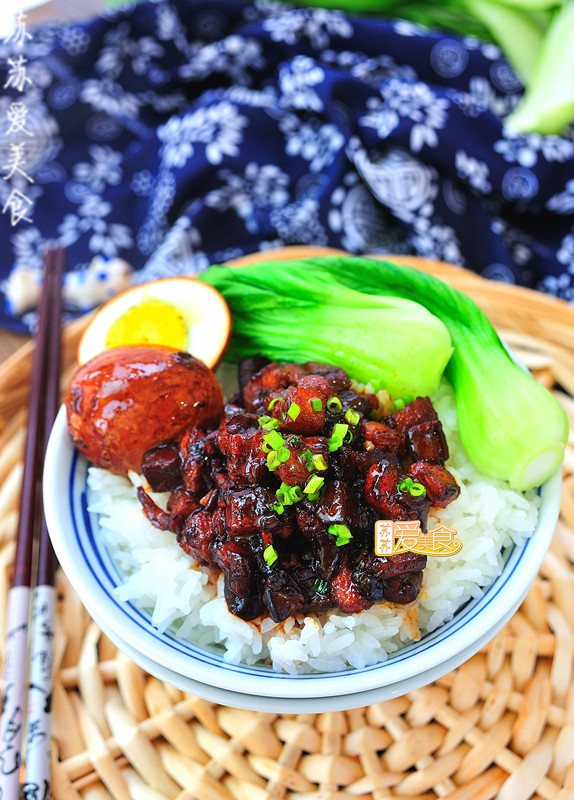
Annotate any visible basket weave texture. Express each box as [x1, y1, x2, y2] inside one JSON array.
[[1, 248, 574, 800]]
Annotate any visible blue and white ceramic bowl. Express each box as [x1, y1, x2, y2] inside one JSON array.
[[44, 405, 561, 705], [85, 588, 529, 713]]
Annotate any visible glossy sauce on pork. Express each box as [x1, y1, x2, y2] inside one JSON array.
[[138, 360, 460, 623]]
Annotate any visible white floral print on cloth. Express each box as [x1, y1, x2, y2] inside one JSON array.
[[1, 0, 574, 331]]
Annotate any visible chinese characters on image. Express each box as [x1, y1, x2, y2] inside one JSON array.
[[2, 13, 35, 227], [375, 519, 462, 557]]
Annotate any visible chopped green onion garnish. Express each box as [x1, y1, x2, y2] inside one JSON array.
[[312, 454, 327, 471], [258, 415, 280, 430], [336, 536, 351, 547], [277, 482, 302, 505], [410, 482, 427, 497], [344, 408, 360, 426], [271, 503, 284, 515], [263, 430, 285, 450], [267, 451, 279, 470], [397, 478, 414, 492], [306, 491, 320, 501], [394, 398, 406, 411], [277, 446, 290, 463], [289, 486, 304, 502], [261, 441, 273, 454], [267, 397, 281, 411], [328, 523, 352, 539], [332, 423, 349, 439], [264, 544, 278, 566], [304, 475, 324, 494], [288, 435, 302, 448], [328, 423, 348, 451], [300, 449, 315, 472], [344, 429, 353, 444], [311, 398, 323, 411], [288, 403, 301, 421], [276, 486, 292, 506], [327, 396, 343, 413], [313, 578, 328, 594]]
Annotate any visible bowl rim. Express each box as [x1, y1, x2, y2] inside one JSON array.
[[85, 571, 532, 712], [44, 405, 562, 699]]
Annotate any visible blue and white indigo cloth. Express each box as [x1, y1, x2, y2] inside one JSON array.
[[1, 0, 574, 330]]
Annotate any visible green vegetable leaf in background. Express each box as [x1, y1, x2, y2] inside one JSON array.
[[269, 0, 574, 134], [506, 0, 574, 134], [110, 0, 574, 133], [271, 0, 494, 39], [462, 0, 545, 83], [109, 0, 574, 132], [202, 257, 568, 490]]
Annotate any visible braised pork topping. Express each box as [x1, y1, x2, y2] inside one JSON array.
[[138, 360, 460, 623]]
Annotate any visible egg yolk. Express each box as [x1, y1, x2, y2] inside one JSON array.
[[105, 299, 189, 351]]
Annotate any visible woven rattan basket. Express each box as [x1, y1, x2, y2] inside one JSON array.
[[1, 247, 574, 800]]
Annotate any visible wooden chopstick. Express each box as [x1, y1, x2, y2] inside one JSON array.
[[0, 246, 64, 799], [24, 246, 64, 799]]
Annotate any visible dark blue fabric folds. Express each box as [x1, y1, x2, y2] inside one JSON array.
[[1, 0, 574, 330]]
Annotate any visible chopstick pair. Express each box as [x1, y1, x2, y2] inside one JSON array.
[[0, 247, 64, 800]]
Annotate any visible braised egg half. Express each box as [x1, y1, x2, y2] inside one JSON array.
[[77, 277, 231, 368]]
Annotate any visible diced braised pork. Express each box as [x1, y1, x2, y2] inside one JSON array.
[[408, 461, 460, 507], [361, 421, 402, 454], [138, 363, 460, 622], [217, 406, 267, 486], [263, 571, 307, 622], [405, 420, 449, 464], [178, 508, 224, 568], [391, 396, 438, 433], [213, 539, 264, 620], [225, 487, 292, 538], [274, 436, 328, 486], [383, 571, 424, 604], [141, 443, 182, 492], [137, 486, 200, 534], [331, 563, 372, 614]]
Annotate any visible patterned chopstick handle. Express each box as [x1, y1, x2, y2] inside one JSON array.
[[22, 586, 55, 800], [0, 585, 30, 798]]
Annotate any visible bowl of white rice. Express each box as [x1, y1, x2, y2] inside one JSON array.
[[44, 375, 562, 708]]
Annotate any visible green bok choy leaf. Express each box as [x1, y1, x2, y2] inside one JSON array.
[[202, 263, 453, 399], [201, 256, 567, 490], [505, 0, 574, 134]]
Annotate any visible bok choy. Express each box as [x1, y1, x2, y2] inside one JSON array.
[[275, 0, 574, 133], [202, 263, 453, 399], [201, 256, 567, 490]]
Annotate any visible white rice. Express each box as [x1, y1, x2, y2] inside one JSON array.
[[87, 380, 540, 674]]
